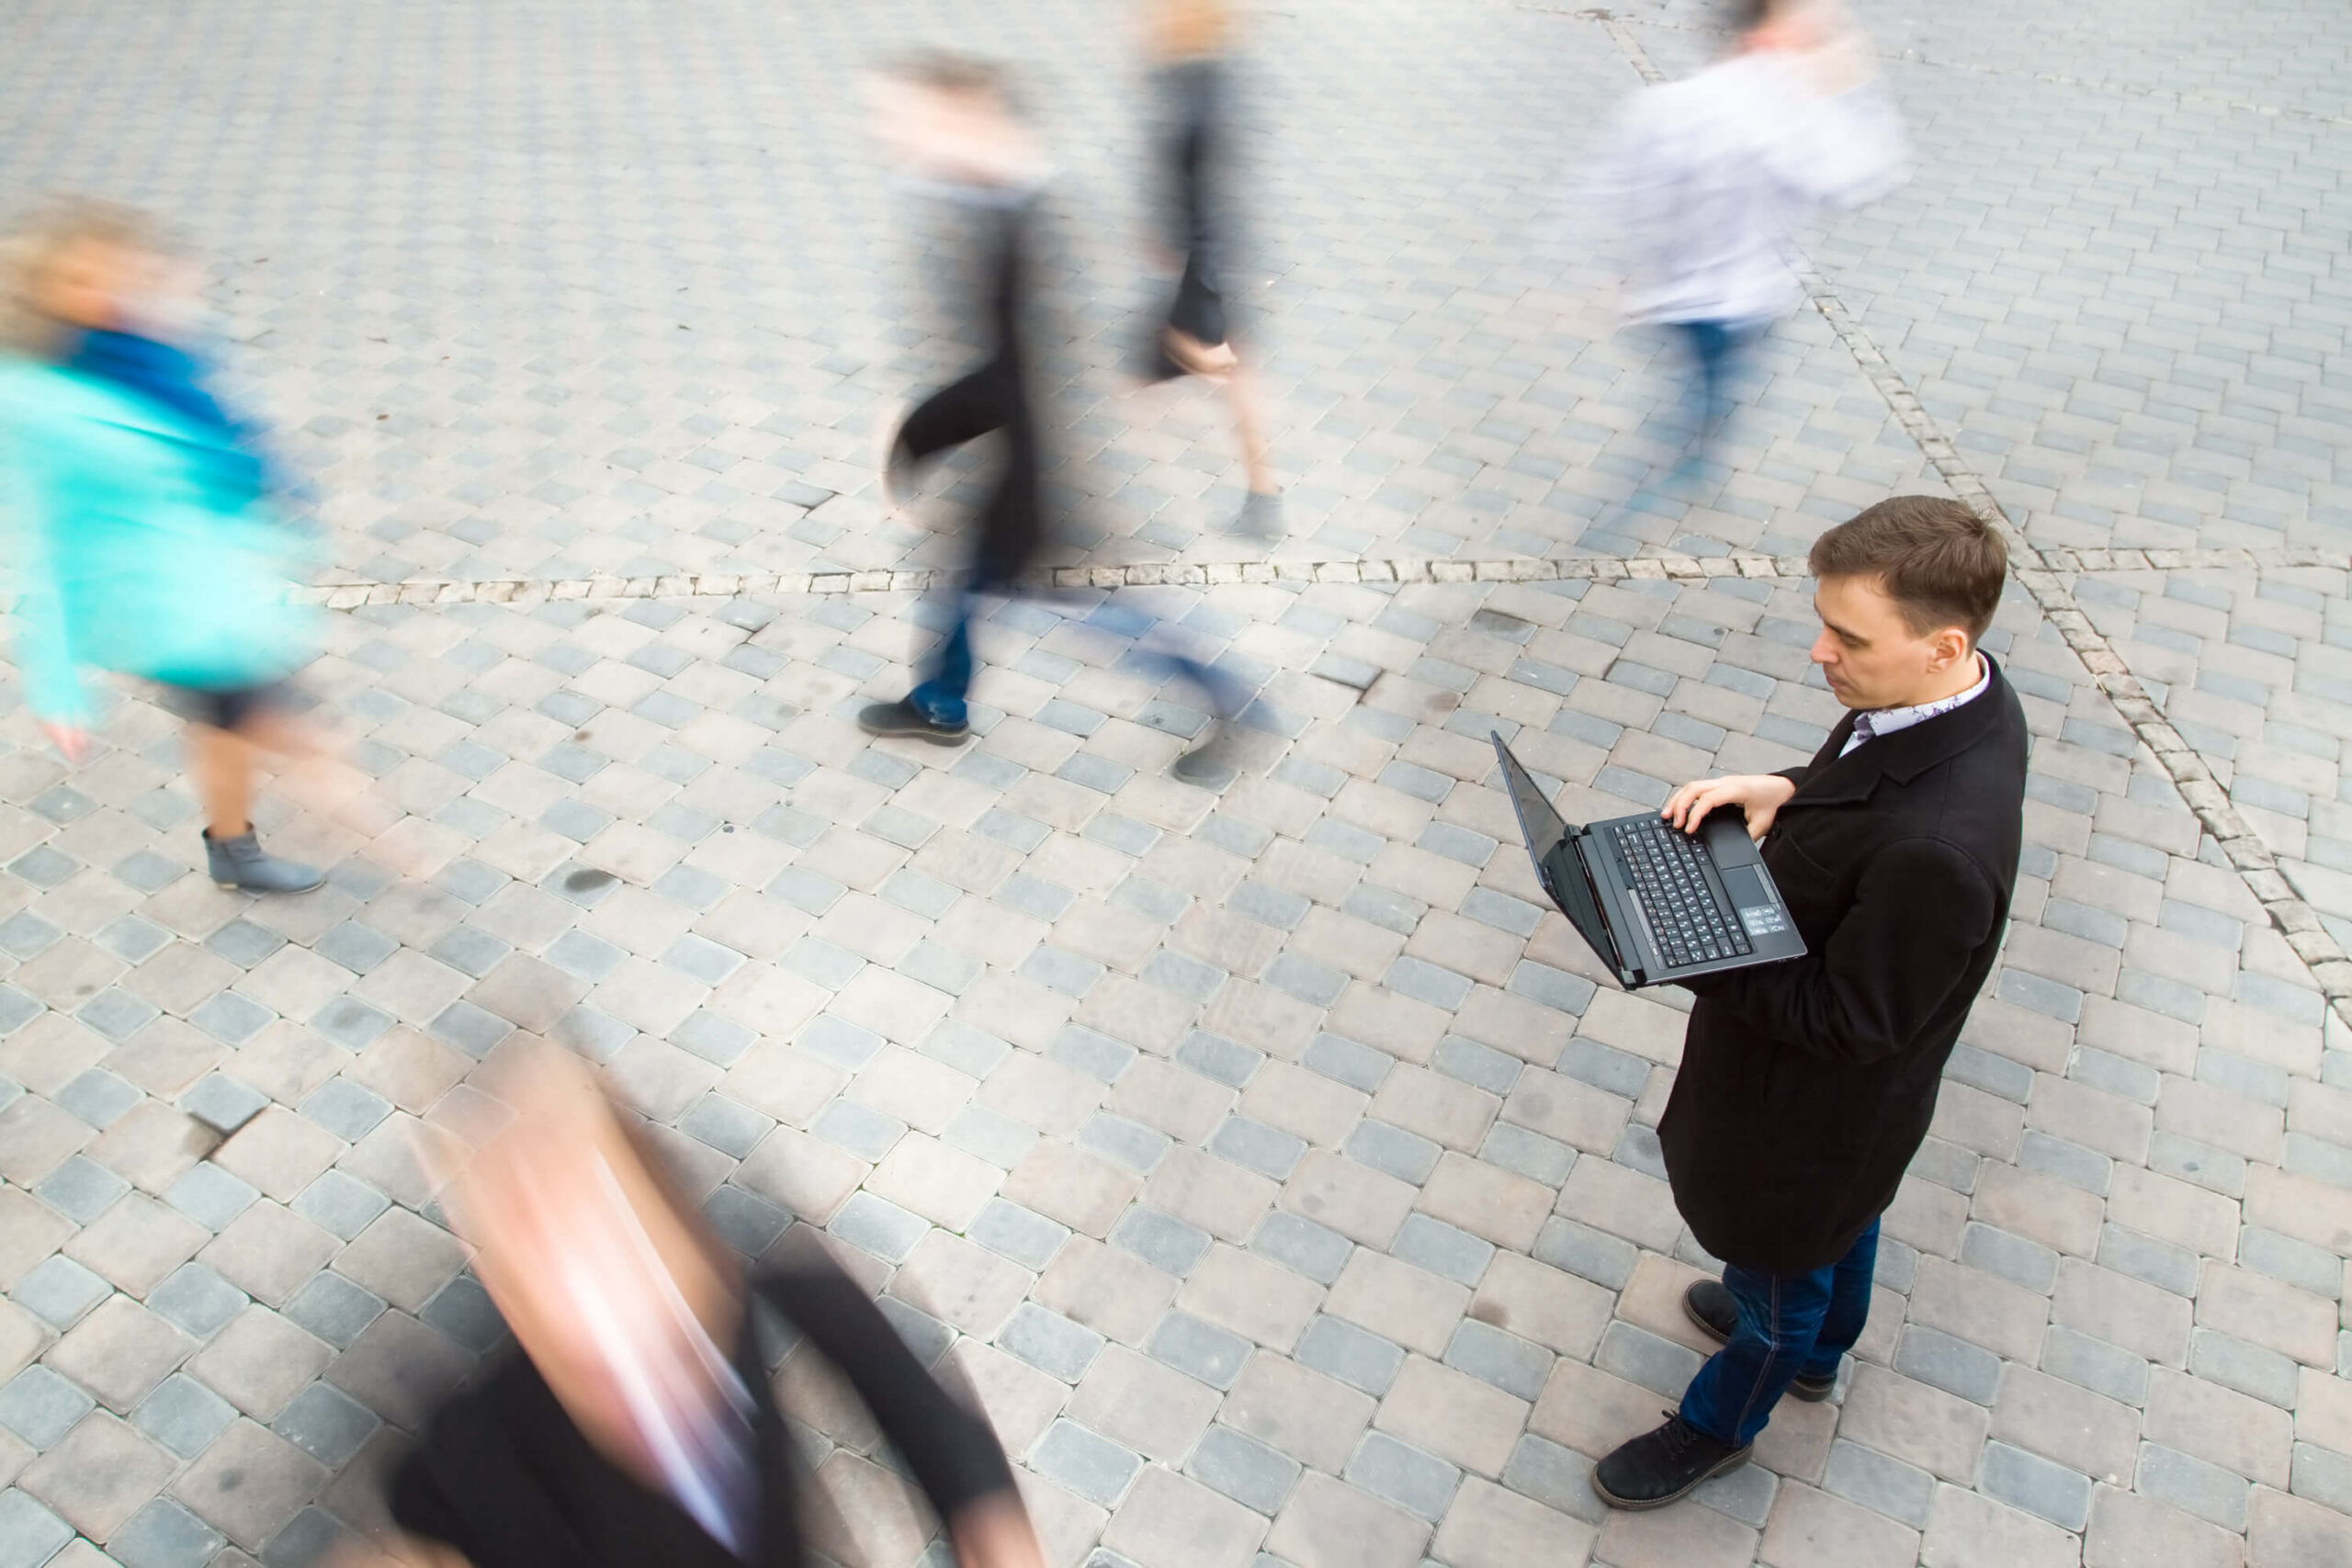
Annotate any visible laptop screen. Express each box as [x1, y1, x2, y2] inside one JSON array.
[[1495, 737, 1568, 860], [1492, 733, 1628, 981]]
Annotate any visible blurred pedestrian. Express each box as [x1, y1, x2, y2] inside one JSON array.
[[1135, 0, 1279, 537], [1578, 0, 1907, 499], [858, 56, 1053, 747], [859, 56, 1250, 777], [0, 200, 326, 892], [333, 1044, 1045, 1568]]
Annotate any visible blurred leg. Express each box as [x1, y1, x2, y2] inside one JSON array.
[[1223, 360, 1275, 497], [187, 722, 254, 840], [899, 364, 1012, 465], [907, 596, 978, 728]]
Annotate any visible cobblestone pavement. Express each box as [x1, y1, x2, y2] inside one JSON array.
[[0, 2, 2350, 1567]]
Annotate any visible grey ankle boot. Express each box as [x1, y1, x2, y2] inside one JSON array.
[[206, 829, 325, 895]]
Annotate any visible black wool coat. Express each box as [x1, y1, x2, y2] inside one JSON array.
[[1659, 658, 2030, 1276], [388, 1259, 1015, 1567]]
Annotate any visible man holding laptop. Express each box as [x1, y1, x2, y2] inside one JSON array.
[[1494, 497, 2029, 1508]]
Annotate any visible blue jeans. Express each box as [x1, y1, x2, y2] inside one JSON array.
[[1668, 319, 1762, 458], [907, 596, 979, 727], [1679, 1218, 1879, 1448]]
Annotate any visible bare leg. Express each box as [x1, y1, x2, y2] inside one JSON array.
[[193, 713, 329, 893], [1223, 360, 1275, 496], [187, 723, 254, 840]]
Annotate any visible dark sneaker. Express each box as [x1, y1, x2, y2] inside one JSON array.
[[856, 699, 968, 745], [205, 829, 325, 895], [1592, 1412, 1752, 1510], [1682, 1280, 1838, 1401]]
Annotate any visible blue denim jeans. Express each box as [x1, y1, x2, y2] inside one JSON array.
[[907, 596, 979, 728], [1679, 1218, 1880, 1448], [1669, 318, 1763, 460]]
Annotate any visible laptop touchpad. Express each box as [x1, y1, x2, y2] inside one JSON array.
[[1722, 865, 1789, 936]]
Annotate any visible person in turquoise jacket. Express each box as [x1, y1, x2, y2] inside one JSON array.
[[1, 201, 325, 893]]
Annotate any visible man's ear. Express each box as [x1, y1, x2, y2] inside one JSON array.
[[1930, 626, 1972, 671]]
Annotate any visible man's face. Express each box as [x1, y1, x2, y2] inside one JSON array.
[[1809, 573, 1971, 710]]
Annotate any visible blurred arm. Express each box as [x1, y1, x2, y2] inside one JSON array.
[[752, 1264, 1018, 1517], [0, 421, 95, 728], [1757, 63, 1910, 210]]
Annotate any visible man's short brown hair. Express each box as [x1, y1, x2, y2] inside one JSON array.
[[1808, 496, 2007, 645]]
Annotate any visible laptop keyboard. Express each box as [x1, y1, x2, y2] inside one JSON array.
[[1609, 819, 1753, 966]]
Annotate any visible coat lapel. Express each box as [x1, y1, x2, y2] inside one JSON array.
[[1782, 658, 2013, 815]]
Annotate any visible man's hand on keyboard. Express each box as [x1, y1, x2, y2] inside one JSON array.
[[1662, 773, 1798, 840]]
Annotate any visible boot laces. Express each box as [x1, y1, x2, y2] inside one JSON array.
[[1657, 1411, 1709, 1461]]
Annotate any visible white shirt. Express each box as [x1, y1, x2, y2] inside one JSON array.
[[1839, 656, 1991, 757], [1578, 52, 1910, 326]]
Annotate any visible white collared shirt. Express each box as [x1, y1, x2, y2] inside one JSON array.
[[1839, 655, 1990, 757]]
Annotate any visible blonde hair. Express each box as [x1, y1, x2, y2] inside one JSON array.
[[0, 197, 159, 358]]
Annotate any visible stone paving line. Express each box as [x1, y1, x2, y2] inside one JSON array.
[[284, 545, 2352, 609]]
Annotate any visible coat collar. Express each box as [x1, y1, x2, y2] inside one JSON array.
[[1784, 654, 2015, 809]]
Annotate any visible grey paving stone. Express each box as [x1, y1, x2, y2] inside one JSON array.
[[420, 1275, 505, 1357], [1388, 1216, 1493, 1288], [1961, 1222, 2059, 1294], [2135, 1441, 2250, 1531], [1533, 1217, 1638, 1292], [1498, 1433, 1607, 1526], [998, 1304, 1103, 1382], [107, 1497, 227, 1568], [0, 1367, 95, 1450], [2290, 1441, 2352, 1517], [2187, 1328, 2301, 1411], [10, 1258, 109, 1330], [1443, 1320, 1551, 1401], [1030, 1420, 1142, 1507], [164, 1167, 260, 1234], [146, 1268, 247, 1340], [1979, 1439, 2094, 1530], [1148, 1313, 1251, 1390], [1343, 1431, 1460, 1523], [1251, 1213, 1353, 1286], [1821, 1438, 1935, 1530], [2098, 1223, 2200, 1297], [1594, 1321, 1704, 1401], [35, 1156, 130, 1225], [279, 1274, 385, 1350], [1295, 1316, 1407, 1397], [2041, 1324, 2152, 1408], [133, 1375, 239, 1461], [1189, 1425, 1302, 1514], [0, 1489, 74, 1568], [1896, 1325, 2004, 1404], [827, 1194, 929, 1265], [1344, 1122, 1441, 1185]]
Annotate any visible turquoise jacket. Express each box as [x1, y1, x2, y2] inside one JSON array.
[[0, 356, 316, 726]]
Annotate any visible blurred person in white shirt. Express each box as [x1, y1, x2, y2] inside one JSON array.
[[1579, 0, 1908, 501]]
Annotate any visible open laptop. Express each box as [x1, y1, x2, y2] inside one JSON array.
[[1492, 732, 1804, 990]]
